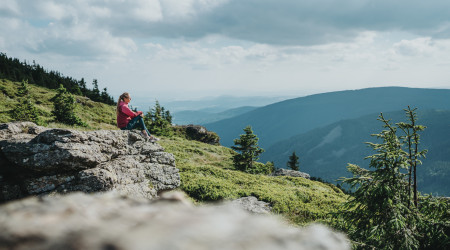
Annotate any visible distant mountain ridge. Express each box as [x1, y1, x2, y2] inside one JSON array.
[[173, 106, 257, 125], [204, 87, 450, 149], [262, 109, 450, 196]]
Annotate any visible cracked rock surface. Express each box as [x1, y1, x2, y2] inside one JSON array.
[[0, 122, 180, 202]]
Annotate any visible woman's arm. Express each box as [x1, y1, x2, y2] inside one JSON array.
[[121, 105, 140, 118]]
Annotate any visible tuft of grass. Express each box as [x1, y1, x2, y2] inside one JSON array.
[[159, 136, 348, 225]]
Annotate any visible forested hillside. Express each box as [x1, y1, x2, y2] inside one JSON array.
[[0, 53, 115, 105], [263, 109, 450, 196]]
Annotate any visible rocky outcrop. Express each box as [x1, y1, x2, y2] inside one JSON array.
[[0, 122, 180, 202], [272, 168, 311, 179], [0, 191, 350, 250], [174, 124, 220, 145], [231, 196, 272, 214]]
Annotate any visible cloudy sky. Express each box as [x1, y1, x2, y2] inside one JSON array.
[[2, 0, 450, 101]]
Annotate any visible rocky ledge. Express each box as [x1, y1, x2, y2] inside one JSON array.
[[272, 168, 311, 179], [0, 122, 180, 202]]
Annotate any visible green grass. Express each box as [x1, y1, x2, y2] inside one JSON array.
[[0, 78, 117, 130], [159, 136, 348, 225], [1, 77, 348, 226]]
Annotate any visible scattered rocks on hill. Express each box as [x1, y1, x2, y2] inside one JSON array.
[[174, 124, 220, 145], [0, 191, 350, 250], [231, 196, 272, 214], [272, 168, 311, 179], [0, 122, 180, 202]]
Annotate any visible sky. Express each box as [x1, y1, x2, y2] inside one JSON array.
[[2, 0, 450, 102]]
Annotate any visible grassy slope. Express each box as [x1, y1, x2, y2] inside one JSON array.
[[159, 136, 348, 225], [1, 78, 348, 226], [0, 79, 117, 130]]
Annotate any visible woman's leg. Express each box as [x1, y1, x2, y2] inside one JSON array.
[[130, 116, 152, 136]]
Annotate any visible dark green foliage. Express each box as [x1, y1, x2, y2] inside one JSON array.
[[337, 109, 450, 249], [52, 85, 86, 126], [231, 126, 264, 172], [11, 80, 39, 122], [0, 52, 114, 105], [17, 80, 30, 97], [246, 161, 274, 175], [339, 112, 422, 249], [10, 81, 42, 125], [144, 100, 173, 136], [417, 195, 450, 249], [287, 151, 300, 171]]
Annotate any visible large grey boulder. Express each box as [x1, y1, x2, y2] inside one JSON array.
[[0, 191, 350, 250], [0, 122, 180, 202], [272, 168, 311, 179]]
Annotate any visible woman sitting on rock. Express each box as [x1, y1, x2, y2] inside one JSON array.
[[116, 92, 159, 142]]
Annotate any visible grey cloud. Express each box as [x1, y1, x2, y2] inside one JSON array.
[[7, 0, 450, 58], [130, 0, 450, 45]]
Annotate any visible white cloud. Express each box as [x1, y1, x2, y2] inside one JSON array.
[[393, 37, 436, 57]]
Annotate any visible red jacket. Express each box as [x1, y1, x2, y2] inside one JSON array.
[[117, 101, 143, 128]]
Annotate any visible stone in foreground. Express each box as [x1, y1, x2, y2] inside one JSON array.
[[0, 191, 350, 250]]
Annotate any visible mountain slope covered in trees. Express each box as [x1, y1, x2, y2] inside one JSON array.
[[0, 53, 115, 105], [263, 109, 450, 196]]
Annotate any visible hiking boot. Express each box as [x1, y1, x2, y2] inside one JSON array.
[[149, 136, 160, 142]]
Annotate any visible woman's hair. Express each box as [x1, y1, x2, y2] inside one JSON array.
[[116, 92, 130, 116]]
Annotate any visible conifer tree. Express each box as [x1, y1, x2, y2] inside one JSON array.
[[11, 80, 42, 125], [231, 125, 264, 172], [397, 106, 427, 208], [52, 84, 86, 126], [144, 100, 173, 136], [287, 151, 300, 171], [339, 112, 423, 249], [17, 80, 30, 97]]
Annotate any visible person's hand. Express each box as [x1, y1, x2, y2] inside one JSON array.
[[140, 113, 144, 117]]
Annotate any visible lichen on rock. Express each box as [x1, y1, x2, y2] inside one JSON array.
[[0, 122, 180, 202]]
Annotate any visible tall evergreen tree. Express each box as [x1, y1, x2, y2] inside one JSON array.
[[287, 151, 300, 171], [339, 112, 424, 249], [397, 106, 427, 208], [231, 125, 264, 172]]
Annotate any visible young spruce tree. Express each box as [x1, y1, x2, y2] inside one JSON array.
[[231, 125, 264, 172], [52, 84, 86, 126], [144, 100, 173, 136], [287, 151, 300, 171], [338, 111, 424, 249], [11, 80, 42, 125]]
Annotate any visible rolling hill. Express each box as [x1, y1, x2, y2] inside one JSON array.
[[204, 87, 450, 149]]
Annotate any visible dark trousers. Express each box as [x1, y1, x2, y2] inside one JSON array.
[[121, 115, 151, 136]]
